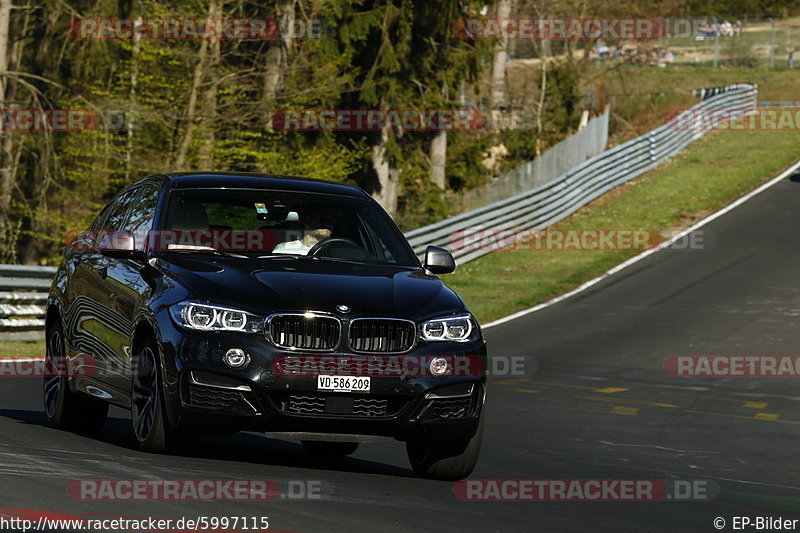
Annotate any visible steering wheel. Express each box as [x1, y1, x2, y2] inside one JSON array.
[[308, 238, 369, 260]]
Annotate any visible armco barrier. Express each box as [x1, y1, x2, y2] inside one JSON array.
[[406, 83, 757, 265], [0, 265, 56, 341]]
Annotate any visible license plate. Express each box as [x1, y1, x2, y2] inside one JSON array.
[[317, 375, 371, 393]]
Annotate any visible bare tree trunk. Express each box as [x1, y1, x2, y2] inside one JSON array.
[[428, 129, 447, 189], [371, 127, 398, 216], [0, 0, 14, 215], [175, 42, 208, 168], [534, 59, 547, 157], [535, 17, 549, 157], [125, 17, 142, 181], [2, 2, 25, 192], [175, 0, 221, 168], [489, 0, 512, 112], [263, 1, 295, 114], [196, 4, 221, 170]]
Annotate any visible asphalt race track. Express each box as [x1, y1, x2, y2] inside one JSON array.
[[2, 170, 800, 532]]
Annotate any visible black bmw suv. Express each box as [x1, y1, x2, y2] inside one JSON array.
[[45, 172, 486, 480]]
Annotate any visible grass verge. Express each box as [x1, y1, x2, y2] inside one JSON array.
[[0, 340, 44, 359], [447, 127, 800, 324]]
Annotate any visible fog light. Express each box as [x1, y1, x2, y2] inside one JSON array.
[[224, 348, 249, 368], [429, 356, 449, 376]]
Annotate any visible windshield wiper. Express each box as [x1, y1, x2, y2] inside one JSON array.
[[168, 249, 249, 259], [255, 253, 357, 264], [255, 253, 309, 259], [308, 256, 363, 264]]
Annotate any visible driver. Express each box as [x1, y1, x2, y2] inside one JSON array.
[[272, 208, 335, 255]]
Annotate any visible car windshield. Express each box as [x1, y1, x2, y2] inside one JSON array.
[[158, 188, 418, 266]]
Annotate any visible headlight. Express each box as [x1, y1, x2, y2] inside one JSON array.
[[170, 302, 263, 333], [420, 314, 475, 342]]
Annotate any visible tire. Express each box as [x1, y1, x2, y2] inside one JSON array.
[[301, 441, 359, 457], [406, 414, 484, 481], [43, 321, 108, 432], [131, 336, 185, 452]]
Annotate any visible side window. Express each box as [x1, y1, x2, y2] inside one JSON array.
[[73, 202, 113, 251], [89, 204, 112, 231], [81, 193, 133, 250], [124, 186, 159, 249], [104, 189, 138, 231]]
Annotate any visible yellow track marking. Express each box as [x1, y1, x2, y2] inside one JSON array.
[[754, 412, 779, 420], [512, 388, 541, 394], [684, 410, 800, 424], [530, 381, 629, 393], [668, 392, 767, 405], [529, 380, 598, 390], [610, 406, 638, 415], [533, 397, 614, 413], [577, 395, 679, 409]]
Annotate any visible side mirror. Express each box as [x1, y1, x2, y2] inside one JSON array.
[[98, 230, 140, 258], [424, 245, 456, 274]]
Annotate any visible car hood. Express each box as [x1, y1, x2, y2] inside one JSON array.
[[156, 255, 466, 320]]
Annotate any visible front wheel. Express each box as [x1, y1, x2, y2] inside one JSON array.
[[131, 337, 183, 452], [43, 321, 108, 432], [406, 415, 484, 481]]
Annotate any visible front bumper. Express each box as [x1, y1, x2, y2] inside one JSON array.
[[156, 312, 487, 443]]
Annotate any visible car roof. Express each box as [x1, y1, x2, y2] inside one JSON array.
[[133, 172, 369, 199]]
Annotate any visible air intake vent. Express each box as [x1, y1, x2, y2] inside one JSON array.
[[348, 318, 416, 353], [268, 314, 340, 350]]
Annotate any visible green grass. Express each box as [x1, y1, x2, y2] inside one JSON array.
[[0, 339, 44, 359], [447, 127, 800, 323]]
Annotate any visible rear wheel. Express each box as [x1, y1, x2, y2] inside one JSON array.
[[301, 441, 359, 457], [131, 337, 184, 452], [43, 321, 108, 432], [406, 415, 484, 481]]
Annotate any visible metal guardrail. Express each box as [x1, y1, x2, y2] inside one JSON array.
[[407, 83, 758, 265], [0, 265, 56, 341], [450, 108, 610, 212], [0, 84, 757, 341]]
